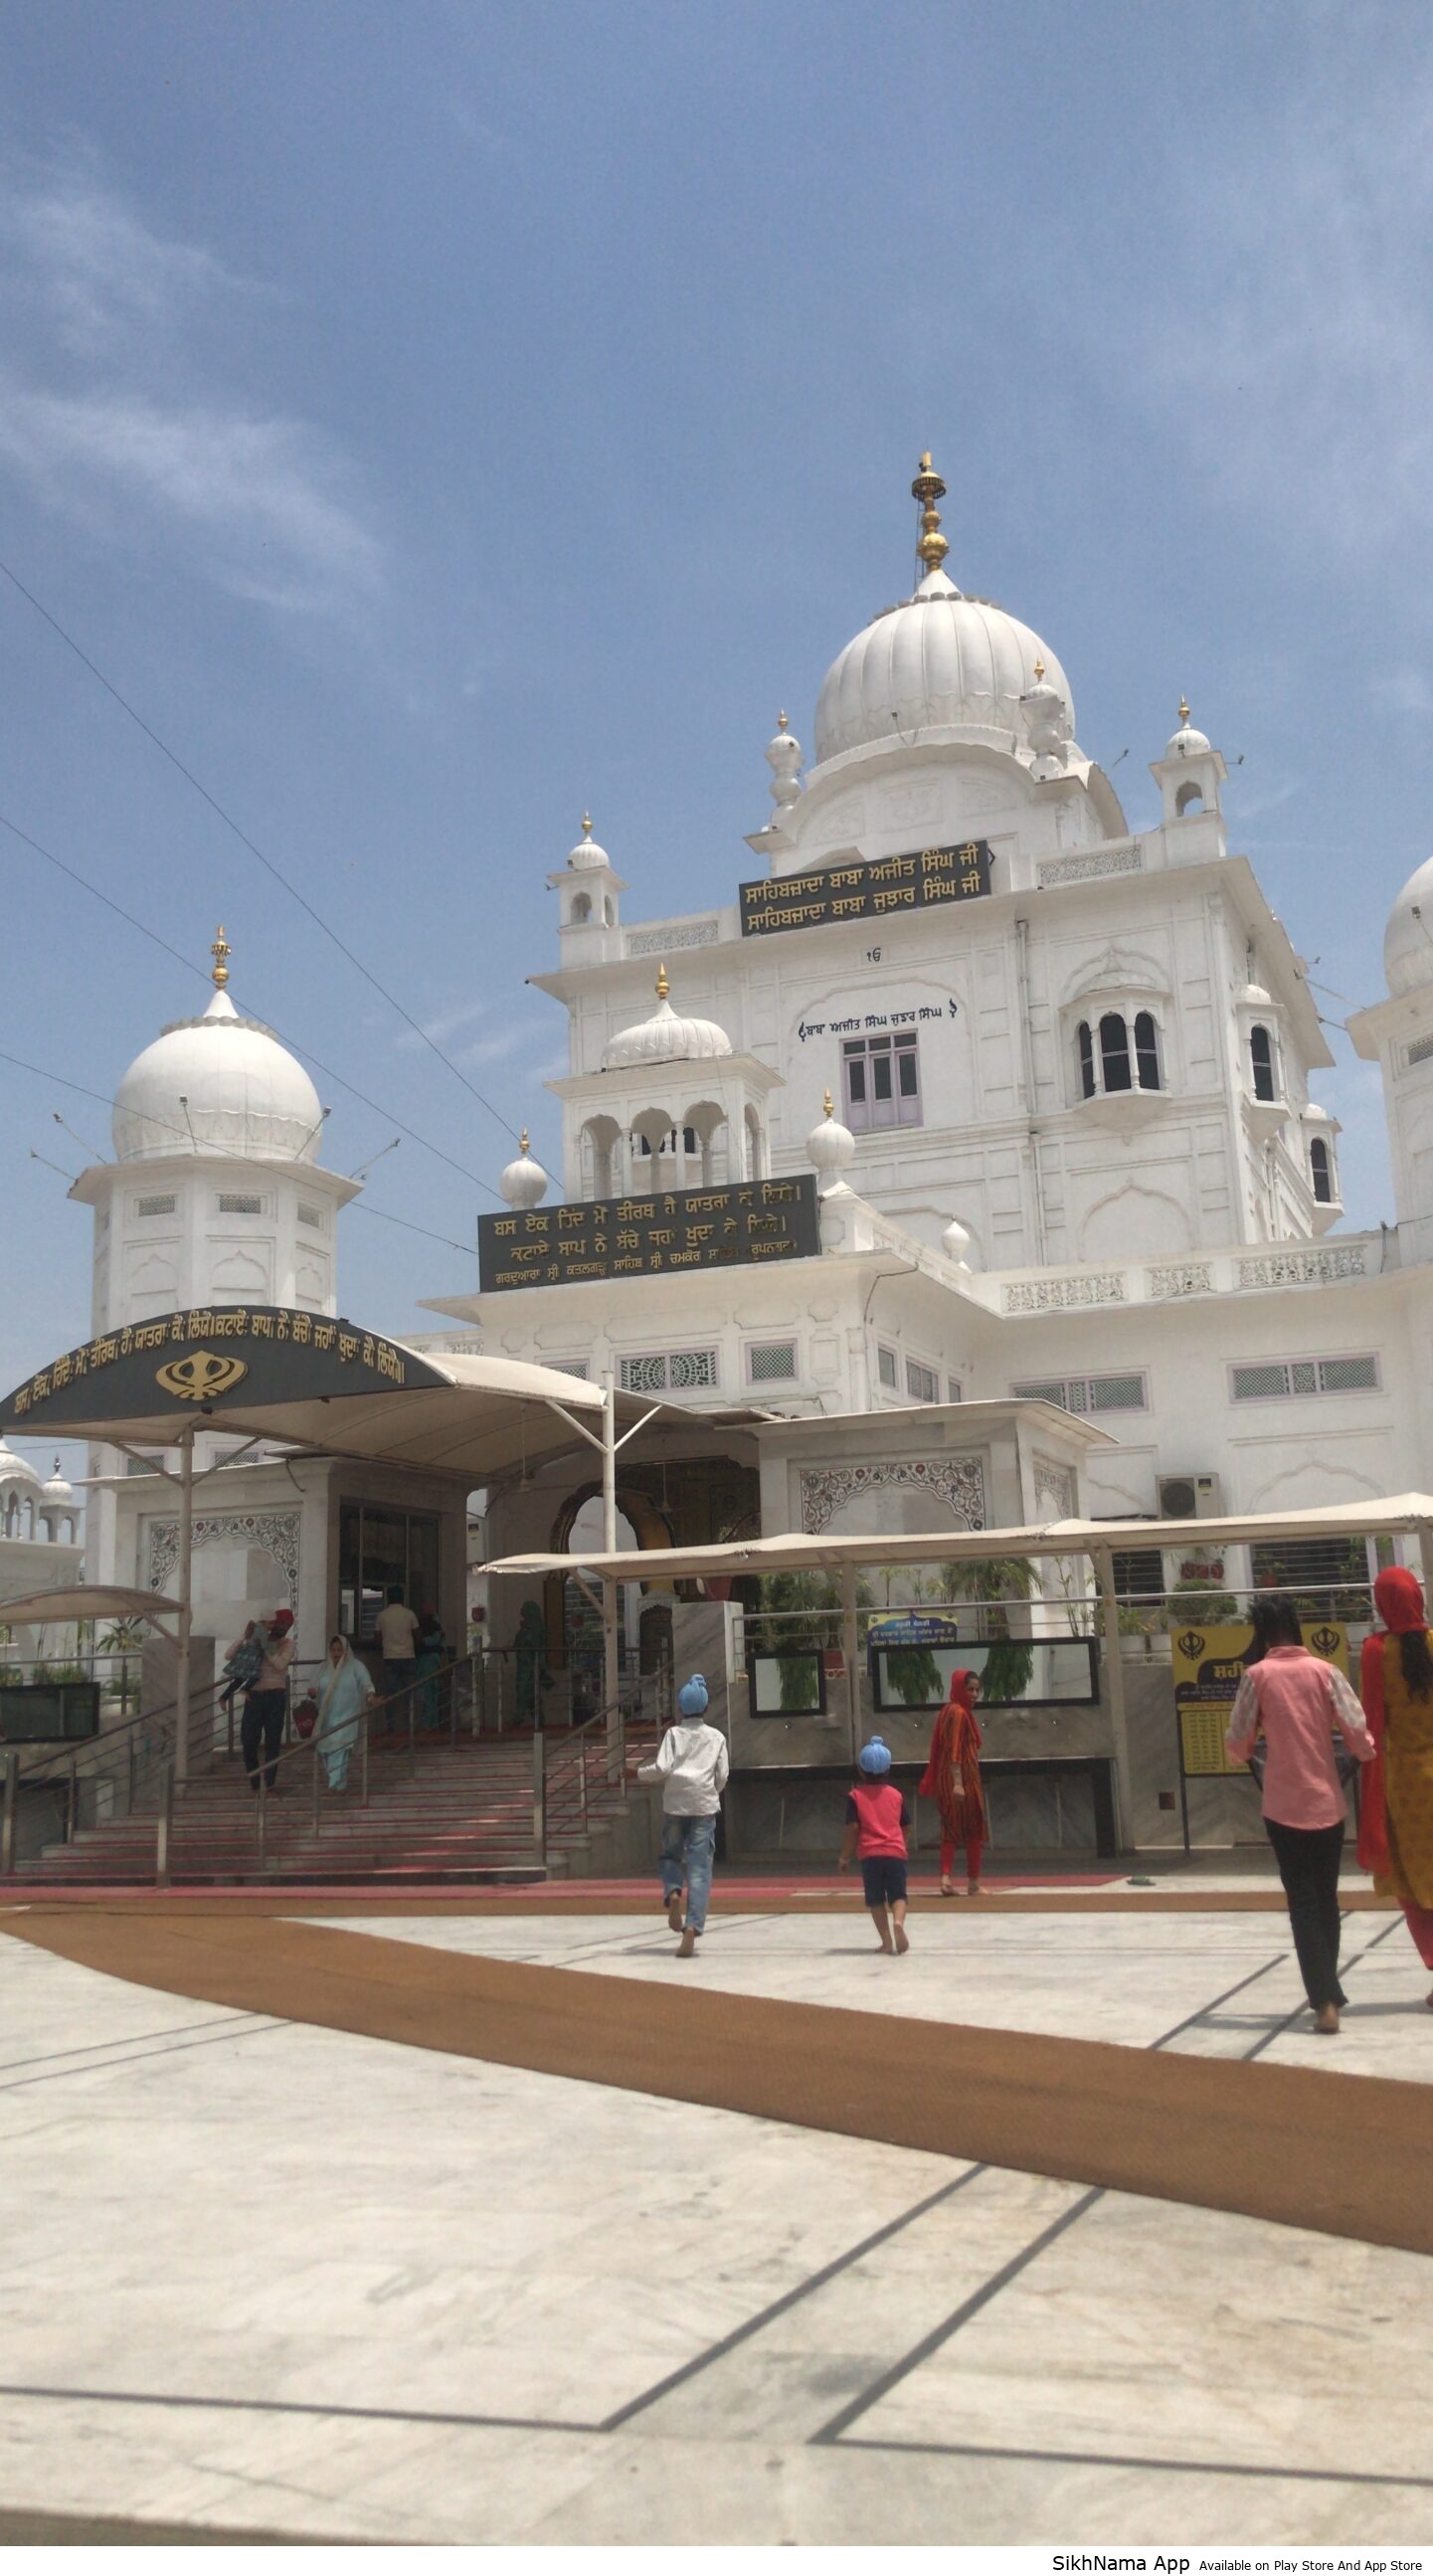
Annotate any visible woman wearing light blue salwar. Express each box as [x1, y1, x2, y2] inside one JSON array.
[[315, 1636, 374, 1791]]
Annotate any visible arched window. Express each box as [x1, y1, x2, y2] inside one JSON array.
[[1250, 1023, 1276, 1103], [1311, 1136, 1334, 1203], [569, 891, 592, 925], [1134, 1012, 1162, 1091], [1099, 1012, 1132, 1092], [1175, 781, 1204, 817], [1076, 1020, 1095, 1099]]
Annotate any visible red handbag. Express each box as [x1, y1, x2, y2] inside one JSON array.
[[292, 1695, 318, 1740]]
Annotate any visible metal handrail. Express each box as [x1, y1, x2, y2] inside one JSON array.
[[245, 1653, 488, 1875], [10, 1676, 223, 1787], [534, 1687, 663, 1865]]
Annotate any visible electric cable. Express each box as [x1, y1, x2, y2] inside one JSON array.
[[0, 804, 507, 1201], [0, 553, 524, 1143], [1, 1043, 477, 1259]]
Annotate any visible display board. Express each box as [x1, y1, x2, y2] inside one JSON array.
[[479, 1175, 820, 1294], [739, 841, 992, 939], [1172, 1619, 1349, 1777], [3, 1308, 441, 1429]]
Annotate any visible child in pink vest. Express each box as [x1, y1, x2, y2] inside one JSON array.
[[838, 1737, 911, 1954]]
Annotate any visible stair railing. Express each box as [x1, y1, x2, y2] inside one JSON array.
[[1, 1679, 227, 1877], [535, 1681, 663, 1867], [247, 1653, 485, 1874]]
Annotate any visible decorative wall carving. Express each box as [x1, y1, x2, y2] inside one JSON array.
[[1148, 1261, 1215, 1298], [627, 922, 719, 956], [1236, 1246, 1368, 1289], [1031, 1453, 1077, 1518], [800, 1457, 985, 1535], [149, 1509, 301, 1601], [1039, 844, 1143, 886], [1002, 1273, 1127, 1313]]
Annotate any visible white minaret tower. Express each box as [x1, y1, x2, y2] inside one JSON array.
[[69, 929, 363, 1576], [1349, 857, 1433, 1263]]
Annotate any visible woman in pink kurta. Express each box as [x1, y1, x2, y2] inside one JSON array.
[[1225, 1590, 1375, 2034]]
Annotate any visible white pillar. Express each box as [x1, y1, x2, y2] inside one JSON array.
[[601, 1370, 621, 1752], [175, 1424, 196, 1785]]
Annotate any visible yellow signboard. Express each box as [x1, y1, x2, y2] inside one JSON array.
[[1171, 1620, 1349, 1779]]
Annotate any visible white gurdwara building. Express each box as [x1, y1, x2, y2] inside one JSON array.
[[423, 455, 1433, 1606]]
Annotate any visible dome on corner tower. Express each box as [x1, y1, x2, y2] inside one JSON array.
[[113, 931, 323, 1166], [604, 967, 733, 1071], [1385, 855, 1433, 998], [812, 455, 1073, 766]]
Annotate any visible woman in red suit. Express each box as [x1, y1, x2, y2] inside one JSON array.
[[920, 1669, 986, 1896]]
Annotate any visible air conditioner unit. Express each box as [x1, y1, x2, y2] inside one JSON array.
[[1158, 1472, 1222, 1521]]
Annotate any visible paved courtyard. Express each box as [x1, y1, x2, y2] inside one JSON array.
[[1, 1891, 1431, 2546]]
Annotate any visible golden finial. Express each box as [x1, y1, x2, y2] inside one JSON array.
[[1178, 696, 1190, 725], [1033, 657, 1045, 681], [777, 710, 789, 732], [519, 1129, 530, 1155], [822, 1088, 835, 1118], [655, 964, 669, 1001], [211, 925, 231, 989], [582, 812, 593, 835], [911, 450, 949, 573]]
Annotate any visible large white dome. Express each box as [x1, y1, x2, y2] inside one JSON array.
[[813, 566, 1073, 767], [1384, 856, 1433, 999], [113, 986, 323, 1165], [604, 970, 733, 1071]]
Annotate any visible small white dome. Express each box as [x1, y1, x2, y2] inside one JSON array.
[[500, 1134, 549, 1209], [0, 1441, 41, 1492], [114, 985, 323, 1166], [1165, 725, 1211, 758], [814, 567, 1073, 766], [1385, 855, 1433, 998], [604, 970, 733, 1071], [569, 815, 610, 871], [942, 1215, 974, 1267], [43, 1457, 74, 1503], [806, 1093, 854, 1194], [1237, 983, 1274, 1011]]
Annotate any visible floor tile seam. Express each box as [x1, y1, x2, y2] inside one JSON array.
[[598, 2164, 989, 2432], [809, 2186, 1105, 2444], [0, 2381, 597, 2439], [831, 2431, 1433, 2490], [0, 2017, 290, 2095], [0, 2011, 269, 2079]]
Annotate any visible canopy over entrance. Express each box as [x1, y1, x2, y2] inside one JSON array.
[[0, 1307, 694, 1779], [0, 1585, 180, 1631], [0, 1307, 663, 1482]]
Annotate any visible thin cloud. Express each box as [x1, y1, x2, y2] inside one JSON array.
[[0, 159, 382, 619]]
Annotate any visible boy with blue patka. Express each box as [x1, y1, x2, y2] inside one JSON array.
[[638, 1674, 729, 1959], [838, 1738, 912, 1953]]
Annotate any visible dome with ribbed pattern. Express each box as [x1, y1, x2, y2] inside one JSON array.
[[813, 566, 1073, 766]]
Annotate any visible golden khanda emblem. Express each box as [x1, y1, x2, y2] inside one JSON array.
[[155, 1350, 249, 1403]]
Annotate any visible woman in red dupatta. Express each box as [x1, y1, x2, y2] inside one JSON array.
[[1359, 1566, 1433, 2000], [919, 1669, 985, 1897]]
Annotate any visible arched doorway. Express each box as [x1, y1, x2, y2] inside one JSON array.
[[544, 1483, 675, 1719]]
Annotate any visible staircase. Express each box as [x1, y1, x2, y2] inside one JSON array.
[[12, 1720, 661, 1889]]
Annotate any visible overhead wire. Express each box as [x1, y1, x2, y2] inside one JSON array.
[[0, 804, 507, 1203], [0, 553, 525, 1145], [0, 1043, 477, 1260]]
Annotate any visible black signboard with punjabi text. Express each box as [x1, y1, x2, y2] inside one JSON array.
[[0, 1307, 444, 1432], [479, 1175, 821, 1295], [739, 841, 992, 939]]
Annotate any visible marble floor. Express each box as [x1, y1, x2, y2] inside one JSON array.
[[1, 1905, 1431, 2545]]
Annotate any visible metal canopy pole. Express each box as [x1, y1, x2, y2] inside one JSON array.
[[602, 1371, 621, 1761], [174, 1424, 196, 1786], [841, 1561, 861, 1763], [1092, 1546, 1129, 1857]]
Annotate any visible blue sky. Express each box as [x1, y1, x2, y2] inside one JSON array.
[[3, 0, 1432, 1465]]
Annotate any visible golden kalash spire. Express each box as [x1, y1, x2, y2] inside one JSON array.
[[211, 925, 231, 989], [911, 451, 949, 574]]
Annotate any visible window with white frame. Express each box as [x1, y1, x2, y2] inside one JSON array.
[[630, 1126, 698, 1158], [1075, 1010, 1162, 1100], [217, 1192, 264, 1215], [841, 1028, 921, 1131], [1230, 1354, 1378, 1401], [133, 1193, 177, 1219], [747, 1339, 798, 1384], [947, 1377, 964, 1403], [1249, 1023, 1278, 1103], [876, 1345, 899, 1390], [1310, 1137, 1336, 1204], [620, 1349, 719, 1393], [1012, 1373, 1149, 1414], [905, 1356, 940, 1402], [551, 1359, 590, 1380], [297, 1201, 326, 1231]]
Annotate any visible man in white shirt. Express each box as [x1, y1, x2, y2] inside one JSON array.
[[638, 1675, 729, 1958], [375, 1587, 420, 1720]]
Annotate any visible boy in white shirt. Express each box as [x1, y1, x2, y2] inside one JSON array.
[[638, 1675, 729, 1959]]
